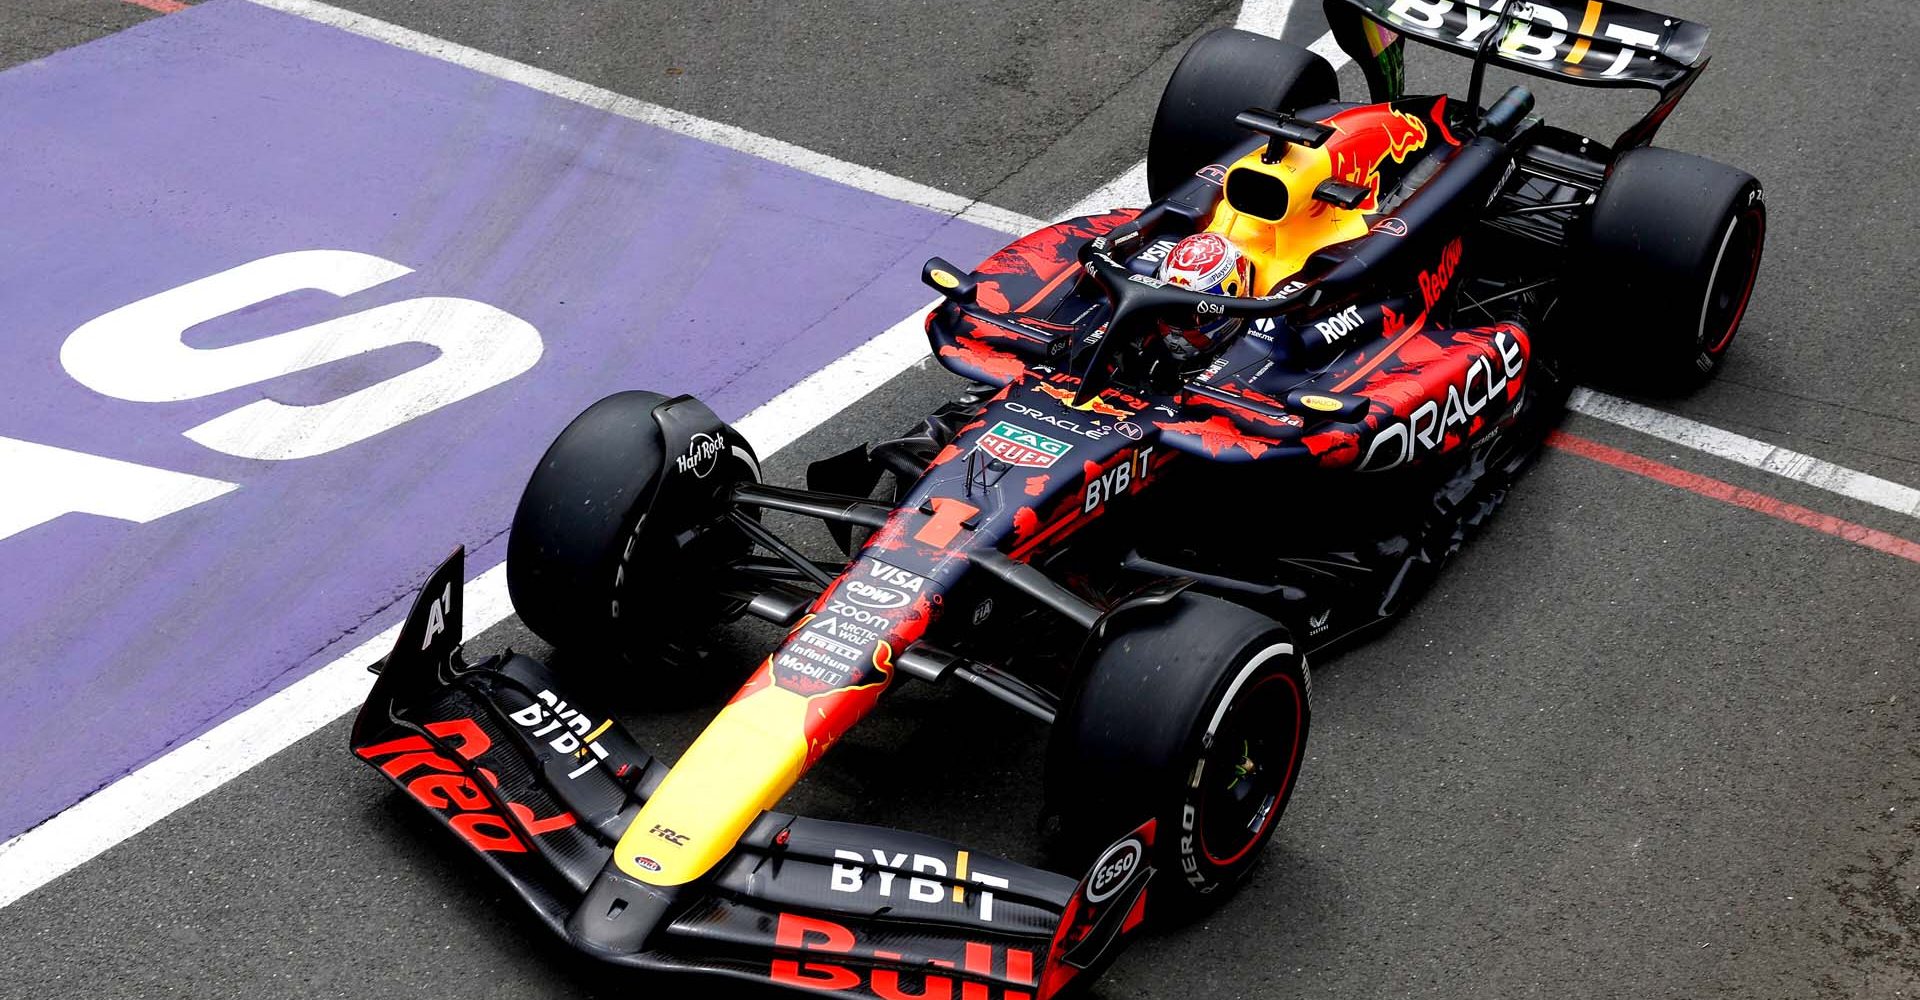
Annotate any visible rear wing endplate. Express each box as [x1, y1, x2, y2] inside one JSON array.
[[1323, 0, 1711, 147]]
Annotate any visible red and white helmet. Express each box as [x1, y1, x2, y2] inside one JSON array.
[[1156, 232, 1252, 359], [1157, 232, 1251, 295]]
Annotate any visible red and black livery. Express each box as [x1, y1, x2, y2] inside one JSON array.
[[350, 1, 1765, 996]]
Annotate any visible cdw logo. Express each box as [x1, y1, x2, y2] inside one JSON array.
[[2, 250, 541, 543]]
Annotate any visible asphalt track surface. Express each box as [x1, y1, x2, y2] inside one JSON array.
[[2, 1, 1918, 998]]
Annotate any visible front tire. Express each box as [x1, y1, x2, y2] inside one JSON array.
[[505, 391, 757, 665], [1045, 592, 1311, 919], [1572, 147, 1767, 390]]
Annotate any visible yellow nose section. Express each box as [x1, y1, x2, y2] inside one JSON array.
[[612, 680, 813, 885], [1210, 143, 1370, 294]]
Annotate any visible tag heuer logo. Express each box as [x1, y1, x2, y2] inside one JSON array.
[[978, 421, 1072, 469]]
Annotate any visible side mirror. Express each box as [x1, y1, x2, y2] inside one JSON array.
[[921, 257, 977, 304]]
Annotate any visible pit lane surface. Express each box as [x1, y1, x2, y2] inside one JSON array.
[[2, 1, 1918, 997]]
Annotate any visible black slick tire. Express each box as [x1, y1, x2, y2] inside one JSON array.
[[1574, 147, 1766, 390], [505, 391, 754, 663], [1046, 592, 1311, 920], [1147, 28, 1339, 202]]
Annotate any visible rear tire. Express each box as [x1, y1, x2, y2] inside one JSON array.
[[1148, 28, 1339, 202], [506, 391, 757, 665], [1045, 592, 1311, 919], [1572, 147, 1766, 391]]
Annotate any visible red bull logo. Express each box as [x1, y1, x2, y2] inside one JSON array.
[[769, 912, 1039, 999], [1327, 106, 1430, 213], [1419, 237, 1464, 312], [1033, 383, 1133, 420], [354, 719, 576, 854]]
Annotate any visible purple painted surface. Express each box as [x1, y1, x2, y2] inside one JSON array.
[[0, 0, 1009, 840]]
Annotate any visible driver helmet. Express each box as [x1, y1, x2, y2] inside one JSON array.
[[1156, 232, 1251, 360]]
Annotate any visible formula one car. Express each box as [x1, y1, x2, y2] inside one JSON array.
[[352, 1, 1764, 996]]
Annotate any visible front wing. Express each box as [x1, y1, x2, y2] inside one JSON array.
[[349, 549, 1155, 999]]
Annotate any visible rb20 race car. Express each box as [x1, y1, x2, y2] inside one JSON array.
[[352, 1, 1766, 996]]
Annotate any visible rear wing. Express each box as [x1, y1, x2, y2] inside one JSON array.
[[1323, 0, 1711, 147]]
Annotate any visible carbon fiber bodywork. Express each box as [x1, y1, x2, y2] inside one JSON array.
[[350, 4, 1762, 992], [352, 550, 1150, 999]]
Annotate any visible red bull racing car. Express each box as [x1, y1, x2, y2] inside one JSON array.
[[351, 1, 1766, 996]]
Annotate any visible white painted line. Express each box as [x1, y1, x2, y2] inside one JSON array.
[[0, 0, 1105, 914], [0, 292, 946, 907], [1569, 388, 1920, 520], [243, 0, 1040, 237], [243, 0, 1352, 237], [1236, 0, 1299, 31], [1310, 30, 1355, 67], [1059, 159, 1150, 221], [0, 562, 509, 910], [1235, 0, 1353, 67], [733, 301, 944, 457], [41, 0, 1903, 915]]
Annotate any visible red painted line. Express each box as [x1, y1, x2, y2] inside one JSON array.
[[120, 0, 188, 13], [1329, 308, 1429, 393], [1013, 263, 1081, 314], [1548, 430, 1920, 566]]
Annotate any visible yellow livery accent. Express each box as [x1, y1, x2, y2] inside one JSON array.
[[952, 849, 970, 902], [612, 630, 897, 886], [1207, 143, 1371, 295], [1205, 104, 1433, 293], [613, 679, 814, 885], [1566, 1, 1605, 65]]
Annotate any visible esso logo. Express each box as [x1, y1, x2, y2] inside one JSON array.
[[1084, 838, 1143, 903], [633, 856, 663, 872], [844, 580, 908, 610]]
